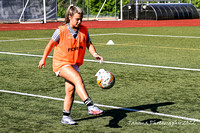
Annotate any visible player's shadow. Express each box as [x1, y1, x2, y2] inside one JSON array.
[[75, 102, 174, 128]]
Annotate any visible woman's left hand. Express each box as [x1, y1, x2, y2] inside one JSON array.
[[93, 53, 103, 64]]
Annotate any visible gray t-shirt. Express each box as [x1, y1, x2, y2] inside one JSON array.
[[52, 23, 91, 43]]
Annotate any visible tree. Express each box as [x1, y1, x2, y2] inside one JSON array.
[[57, 0, 68, 18], [57, 0, 199, 18], [86, 0, 129, 14]]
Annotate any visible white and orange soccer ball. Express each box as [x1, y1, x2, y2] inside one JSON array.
[[95, 69, 115, 89]]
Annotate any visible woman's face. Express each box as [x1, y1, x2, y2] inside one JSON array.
[[69, 13, 82, 29]]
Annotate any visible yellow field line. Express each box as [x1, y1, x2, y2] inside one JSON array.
[[10, 49, 44, 53], [99, 43, 200, 51], [151, 46, 200, 51], [0, 37, 18, 39]]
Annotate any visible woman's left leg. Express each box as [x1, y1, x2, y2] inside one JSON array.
[[59, 66, 103, 117], [59, 66, 89, 101]]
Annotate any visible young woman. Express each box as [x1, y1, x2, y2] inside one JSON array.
[[38, 5, 103, 125]]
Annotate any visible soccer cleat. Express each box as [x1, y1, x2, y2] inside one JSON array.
[[88, 105, 103, 115], [61, 116, 77, 125]]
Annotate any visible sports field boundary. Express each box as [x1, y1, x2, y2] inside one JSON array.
[[1, 19, 200, 31], [1, 51, 200, 72], [0, 89, 200, 123]]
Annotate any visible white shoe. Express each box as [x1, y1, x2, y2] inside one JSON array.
[[88, 105, 103, 115], [61, 116, 77, 125]]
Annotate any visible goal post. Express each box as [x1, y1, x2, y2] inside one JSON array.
[[43, 0, 46, 23], [95, 0, 123, 21]]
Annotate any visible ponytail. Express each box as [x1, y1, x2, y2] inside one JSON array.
[[63, 5, 83, 25]]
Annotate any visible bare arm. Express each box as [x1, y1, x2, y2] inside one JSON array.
[[38, 38, 57, 69], [87, 41, 103, 63]]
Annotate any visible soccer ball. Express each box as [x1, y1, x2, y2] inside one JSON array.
[[95, 69, 115, 89]]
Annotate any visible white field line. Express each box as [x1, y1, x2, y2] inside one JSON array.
[[0, 33, 200, 42], [0, 89, 200, 122], [0, 37, 50, 42], [1, 51, 200, 72], [85, 59, 200, 72]]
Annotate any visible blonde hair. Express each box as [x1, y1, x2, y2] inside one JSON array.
[[63, 5, 83, 24]]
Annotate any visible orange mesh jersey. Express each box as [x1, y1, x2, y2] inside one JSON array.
[[53, 24, 88, 72]]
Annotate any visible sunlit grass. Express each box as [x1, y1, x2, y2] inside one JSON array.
[[0, 26, 200, 132]]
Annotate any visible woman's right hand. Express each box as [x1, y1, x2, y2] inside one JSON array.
[[38, 58, 46, 69], [38, 39, 57, 69]]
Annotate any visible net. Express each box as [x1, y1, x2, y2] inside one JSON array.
[[0, 0, 57, 23], [95, 0, 123, 21]]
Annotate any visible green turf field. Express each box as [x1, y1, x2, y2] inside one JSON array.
[[0, 26, 200, 132]]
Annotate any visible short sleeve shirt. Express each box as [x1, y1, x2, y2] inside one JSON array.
[[52, 23, 91, 43]]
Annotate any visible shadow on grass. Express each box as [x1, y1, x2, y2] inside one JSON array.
[[75, 102, 174, 128]]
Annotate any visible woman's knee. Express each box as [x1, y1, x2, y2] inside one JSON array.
[[65, 83, 75, 95], [65, 88, 75, 96], [60, 67, 83, 85], [74, 77, 84, 86]]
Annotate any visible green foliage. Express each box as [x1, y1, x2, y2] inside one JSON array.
[[181, 0, 200, 8], [87, 0, 129, 14], [57, 0, 199, 18], [57, 0, 130, 17], [192, 0, 200, 8], [57, 0, 68, 18]]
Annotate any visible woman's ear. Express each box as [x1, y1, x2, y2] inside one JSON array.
[[68, 16, 72, 20]]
